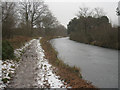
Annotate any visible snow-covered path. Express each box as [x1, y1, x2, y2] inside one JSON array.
[[0, 39, 37, 89], [0, 60, 5, 89], [7, 38, 66, 88]]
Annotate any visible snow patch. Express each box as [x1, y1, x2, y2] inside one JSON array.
[[14, 39, 36, 57], [36, 38, 67, 88], [0, 60, 5, 89], [0, 39, 36, 89], [0, 38, 69, 89]]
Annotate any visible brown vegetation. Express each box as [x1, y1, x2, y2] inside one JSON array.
[[1, 2, 67, 61], [40, 36, 97, 88], [5, 36, 33, 49], [2, 2, 67, 39]]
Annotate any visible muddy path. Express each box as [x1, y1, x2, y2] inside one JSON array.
[[8, 39, 39, 88], [8, 38, 66, 88]]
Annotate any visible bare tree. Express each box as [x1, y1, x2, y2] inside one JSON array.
[[42, 11, 59, 28], [2, 2, 17, 38], [76, 7, 93, 18], [19, 2, 47, 27], [2, 2, 16, 22], [76, 7, 93, 34], [41, 10, 60, 36], [93, 7, 105, 18], [19, 1, 49, 36]]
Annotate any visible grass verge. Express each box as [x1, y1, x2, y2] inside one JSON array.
[[6, 36, 33, 49], [40, 36, 97, 88], [2, 36, 33, 60]]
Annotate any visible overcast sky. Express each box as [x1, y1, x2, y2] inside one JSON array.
[[45, 0, 119, 27]]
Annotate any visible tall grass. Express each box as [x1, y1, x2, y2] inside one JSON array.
[[6, 36, 33, 49]]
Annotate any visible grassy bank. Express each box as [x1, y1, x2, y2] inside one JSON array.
[[6, 36, 33, 49], [2, 36, 34, 60], [40, 36, 96, 88], [2, 36, 37, 84]]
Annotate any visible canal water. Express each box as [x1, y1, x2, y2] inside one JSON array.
[[50, 37, 118, 88]]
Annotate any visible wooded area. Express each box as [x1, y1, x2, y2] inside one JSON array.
[[68, 7, 119, 49], [1, 1, 67, 60], [2, 1, 67, 39]]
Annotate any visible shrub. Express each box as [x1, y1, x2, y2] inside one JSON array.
[[2, 78, 10, 83], [2, 40, 14, 60]]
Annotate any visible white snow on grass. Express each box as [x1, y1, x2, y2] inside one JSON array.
[[0, 38, 69, 89], [14, 39, 36, 58], [2, 60, 17, 84], [0, 60, 5, 89], [0, 39, 36, 89], [36, 38, 67, 88]]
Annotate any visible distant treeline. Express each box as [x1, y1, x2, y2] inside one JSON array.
[[67, 7, 119, 49]]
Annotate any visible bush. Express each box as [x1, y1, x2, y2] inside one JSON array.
[[2, 78, 10, 83], [2, 40, 14, 60]]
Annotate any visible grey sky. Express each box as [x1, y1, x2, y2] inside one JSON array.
[[45, 0, 119, 27]]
